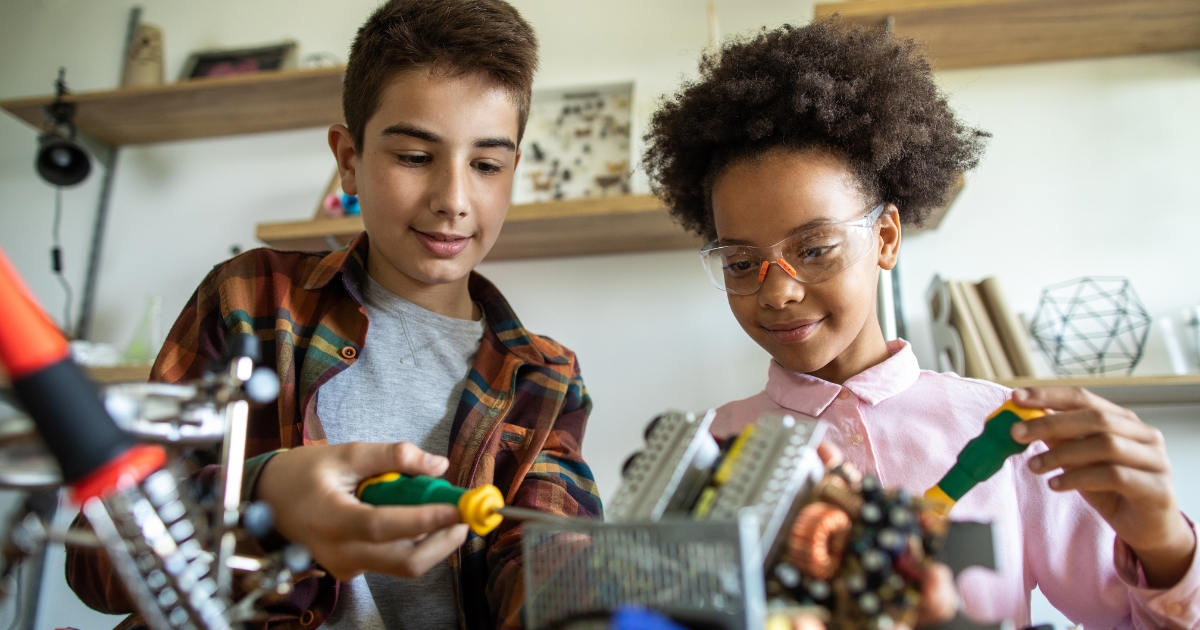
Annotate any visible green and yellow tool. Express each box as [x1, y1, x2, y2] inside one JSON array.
[[355, 473, 572, 535], [924, 400, 1046, 516]]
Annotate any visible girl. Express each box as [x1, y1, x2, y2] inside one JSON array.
[[644, 20, 1196, 629]]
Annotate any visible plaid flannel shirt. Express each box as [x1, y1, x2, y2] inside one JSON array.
[[65, 232, 603, 630]]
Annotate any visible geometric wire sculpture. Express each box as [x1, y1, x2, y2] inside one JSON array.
[[1030, 277, 1151, 376]]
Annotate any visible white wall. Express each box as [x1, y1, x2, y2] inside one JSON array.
[[1, 1, 1198, 628]]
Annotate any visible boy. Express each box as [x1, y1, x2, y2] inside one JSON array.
[[66, 1, 603, 629]]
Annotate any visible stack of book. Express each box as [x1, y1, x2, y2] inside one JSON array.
[[935, 277, 1039, 380]]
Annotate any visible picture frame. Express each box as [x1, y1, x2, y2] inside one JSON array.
[[178, 40, 297, 81], [512, 82, 634, 204]]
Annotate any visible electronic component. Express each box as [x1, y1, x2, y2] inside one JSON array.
[[606, 410, 720, 523], [701, 413, 826, 566], [522, 514, 766, 630]]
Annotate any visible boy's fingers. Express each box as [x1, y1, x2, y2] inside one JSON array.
[[342, 441, 450, 478], [321, 501, 462, 543], [1028, 434, 1166, 475], [1013, 386, 1122, 415], [817, 442, 844, 467], [339, 524, 469, 578], [1011, 407, 1156, 446]]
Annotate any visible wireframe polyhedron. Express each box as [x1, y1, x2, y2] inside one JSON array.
[[1030, 277, 1151, 376]]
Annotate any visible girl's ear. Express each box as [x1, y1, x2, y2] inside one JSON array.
[[877, 204, 901, 271]]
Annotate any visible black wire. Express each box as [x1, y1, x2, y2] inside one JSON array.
[[51, 187, 73, 333]]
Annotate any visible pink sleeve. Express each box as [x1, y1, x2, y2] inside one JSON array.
[[1017, 442, 1199, 629], [1112, 515, 1200, 629]]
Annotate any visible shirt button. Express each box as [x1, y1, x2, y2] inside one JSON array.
[[851, 433, 864, 445], [838, 390, 850, 400], [300, 610, 316, 626], [341, 346, 357, 360]]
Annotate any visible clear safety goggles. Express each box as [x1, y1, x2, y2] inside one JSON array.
[[699, 203, 886, 296]]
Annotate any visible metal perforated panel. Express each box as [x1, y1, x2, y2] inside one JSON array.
[[522, 517, 765, 630], [606, 410, 719, 522], [704, 414, 826, 565]]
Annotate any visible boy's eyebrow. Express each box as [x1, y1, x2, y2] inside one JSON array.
[[474, 137, 517, 152], [380, 123, 516, 152], [381, 123, 441, 143]]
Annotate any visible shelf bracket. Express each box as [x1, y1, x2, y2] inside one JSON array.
[[73, 130, 118, 341]]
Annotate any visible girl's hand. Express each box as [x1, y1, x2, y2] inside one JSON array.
[[1011, 387, 1196, 588]]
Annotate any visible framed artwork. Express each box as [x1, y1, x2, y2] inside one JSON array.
[[512, 82, 633, 204], [179, 41, 297, 80]]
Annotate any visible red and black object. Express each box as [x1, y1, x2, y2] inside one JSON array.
[[0, 247, 164, 502]]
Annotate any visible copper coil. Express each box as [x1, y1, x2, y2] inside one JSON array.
[[817, 477, 865, 518], [787, 502, 852, 581]]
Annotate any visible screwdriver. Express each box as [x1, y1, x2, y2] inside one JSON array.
[[923, 400, 1046, 516], [355, 473, 577, 535]]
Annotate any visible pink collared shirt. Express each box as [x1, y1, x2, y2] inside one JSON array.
[[712, 340, 1199, 629]]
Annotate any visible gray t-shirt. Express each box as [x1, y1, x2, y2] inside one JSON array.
[[316, 276, 485, 630]]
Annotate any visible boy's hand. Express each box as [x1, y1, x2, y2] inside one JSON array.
[[1011, 387, 1197, 588], [255, 442, 469, 580], [816, 443, 958, 627]]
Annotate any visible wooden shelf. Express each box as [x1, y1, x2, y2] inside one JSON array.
[[0, 67, 345, 146], [995, 374, 1200, 405], [256, 194, 705, 261], [0, 364, 151, 388], [814, 0, 1200, 69]]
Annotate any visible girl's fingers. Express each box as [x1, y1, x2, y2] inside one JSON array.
[[817, 442, 844, 467], [1013, 386, 1123, 415], [1028, 433, 1168, 475], [1047, 464, 1165, 499], [917, 563, 958, 626], [1012, 407, 1160, 446]]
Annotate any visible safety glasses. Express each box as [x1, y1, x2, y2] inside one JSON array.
[[699, 203, 886, 295]]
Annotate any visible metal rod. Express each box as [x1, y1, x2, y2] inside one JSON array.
[[496, 506, 582, 526], [216, 398, 249, 594], [83, 498, 173, 630], [74, 142, 117, 340], [892, 258, 908, 340]]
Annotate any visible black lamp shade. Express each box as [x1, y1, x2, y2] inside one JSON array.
[[36, 134, 91, 187]]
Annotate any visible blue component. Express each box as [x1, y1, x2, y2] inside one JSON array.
[[341, 193, 360, 215], [611, 607, 686, 630]]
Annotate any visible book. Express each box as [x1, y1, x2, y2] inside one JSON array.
[[962, 282, 1015, 380], [977, 277, 1038, 377], [947, 280, 995, 380]]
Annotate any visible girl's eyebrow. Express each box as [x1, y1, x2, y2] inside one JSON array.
[[785, 217, 838, 237], [719, 218, 837, 246]]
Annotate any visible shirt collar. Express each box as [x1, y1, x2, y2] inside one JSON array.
[[765, 339, 920, 416], [300, 231, 559, 366]]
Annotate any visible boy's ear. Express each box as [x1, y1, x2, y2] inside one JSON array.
[[877, 204, 901, 271], [328, 124, 359, 195]]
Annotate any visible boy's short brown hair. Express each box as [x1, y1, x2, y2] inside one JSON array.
[[343, 0, 539, 149]]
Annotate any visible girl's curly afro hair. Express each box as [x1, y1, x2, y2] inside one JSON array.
[[643, 18, 989, 241]]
